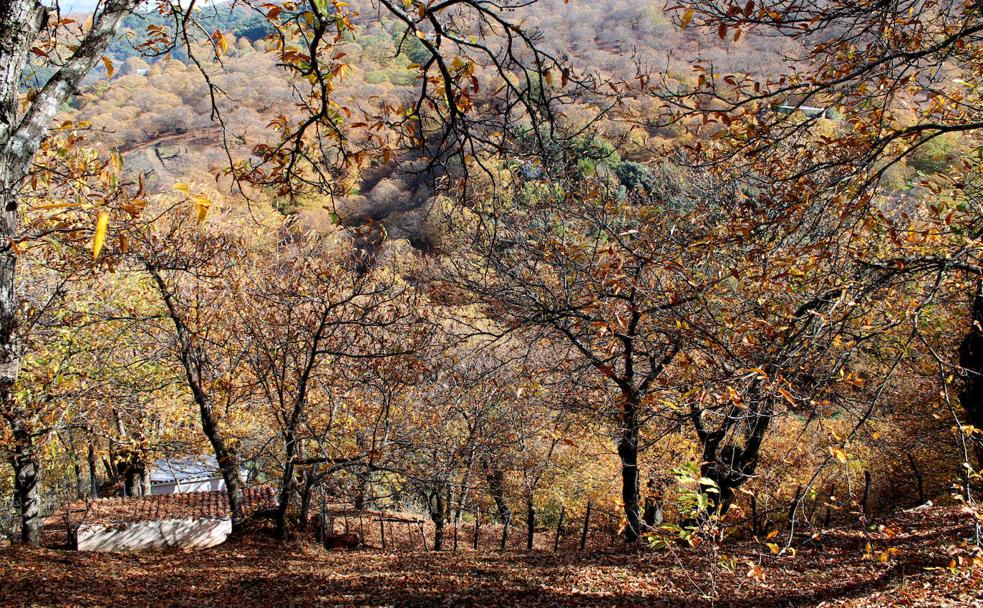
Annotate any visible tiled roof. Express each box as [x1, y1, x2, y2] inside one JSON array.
[[50, 486, 277, 529]]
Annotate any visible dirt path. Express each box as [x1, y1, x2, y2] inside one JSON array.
[[119, 127, 223, 155]]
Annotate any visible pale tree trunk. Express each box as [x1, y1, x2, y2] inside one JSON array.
[[0, 0, 139, 545], [10, 423, 40, 544]]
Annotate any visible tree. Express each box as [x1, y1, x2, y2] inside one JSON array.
[[0, 0, 142, 545], [238, 224, 420, 537], [441, 164, 724, 542], [129, 201, 259, 527]]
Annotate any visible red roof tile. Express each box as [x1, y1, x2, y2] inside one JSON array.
[[51, 486, 277, 529]]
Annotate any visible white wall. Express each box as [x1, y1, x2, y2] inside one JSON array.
[[77, 518, 232, 552]]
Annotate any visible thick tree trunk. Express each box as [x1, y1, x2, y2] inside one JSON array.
[[430, 487, 446, 551], [699, 401, 773, 519], [960, 279, 983, 467], [275, 429, 299, 538], [11, 425, 40, 545], [481, 457, 512, 549], [643, 485, 664, 529], [115, 447, 147, 497], [122, 463, 146, 497], [617, 398, 642, 543]]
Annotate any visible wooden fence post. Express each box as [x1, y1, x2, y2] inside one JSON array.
[[553, 506, 565, 553], [579, 500, 592, 551], [750, 494, 760, 537], [823, 484, 835, 528], [472, 506, 480, 550], [861, 471, 872, 519], [526, 499, 535, 551], [419, 521, 429, 552]]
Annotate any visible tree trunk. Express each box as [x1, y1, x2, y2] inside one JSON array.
[[430, 488, 446, 551], [525, 495, 535, 551], [275, 429, 298, 538], [617, 397, 642, 543], [87, 443, 98, 496], [200, 401, 245, 528], [960, 279, 983, 467], [481, 457, 512, 550], [148, 269, 245, 528], [10, 425, 40, 545], [116, 448, 147, 497], [299, 467, 314, 529]]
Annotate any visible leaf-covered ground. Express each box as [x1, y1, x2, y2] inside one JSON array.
[[1, 507, 981, 607]]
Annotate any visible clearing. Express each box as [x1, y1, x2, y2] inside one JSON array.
[[0, 507, 980, 607]]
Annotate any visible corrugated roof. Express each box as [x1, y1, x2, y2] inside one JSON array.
[[51, 487, 277, 529]]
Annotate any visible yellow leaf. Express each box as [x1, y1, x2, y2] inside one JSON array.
[[93, 212, 109, 259], [830, 447, 848, 463], [173, 182, 190, 193], [101, 56, 114, 78], [680, 8, 695, 30], [191, 194, 211, 224], [766, 542, 780, 554]]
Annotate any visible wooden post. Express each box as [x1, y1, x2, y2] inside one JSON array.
[[526, 498, 535, 551], [419, 521, 429, 551], [750, 494, 760, 537], [379, 516, 386, 549], [319, 495, 327, 542], [906, 453, 925, 503], [553, 506, 565, 553], [824, 484, 835, 528], [579, 500, 592, 551], [472, 506, 480, 550], [861, 471, 872, 519]]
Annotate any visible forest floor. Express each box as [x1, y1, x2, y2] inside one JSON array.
[[1, 506, 981, 607]]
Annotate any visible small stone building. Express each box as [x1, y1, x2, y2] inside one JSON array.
[[53, 486, 276, 552]]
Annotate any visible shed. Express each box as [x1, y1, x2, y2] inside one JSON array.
[[150, 455, 249, 495], [55, 486, 276, 552]]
